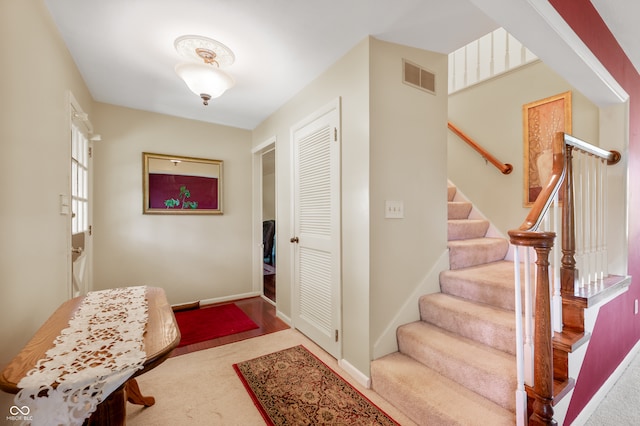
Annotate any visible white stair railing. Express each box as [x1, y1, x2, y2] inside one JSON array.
[[449, 28, 538, 94]]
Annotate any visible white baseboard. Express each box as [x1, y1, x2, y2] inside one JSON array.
[[177, 292, 294, 330], [569, 340, 640, 425], [338, 358, 371, 389], [276, 310, 292, 326], [195, 291, 262, 307]]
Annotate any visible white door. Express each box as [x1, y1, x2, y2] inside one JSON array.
[[291, 98, 341, 358], [70, 99, 93, 298]]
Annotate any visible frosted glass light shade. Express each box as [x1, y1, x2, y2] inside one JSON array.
[[175, 62, 235, 100]]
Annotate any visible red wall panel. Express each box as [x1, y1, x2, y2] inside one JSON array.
[[549, 1, 640, 423]]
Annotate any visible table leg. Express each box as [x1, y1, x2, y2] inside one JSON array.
[[86, 386, 126, 426], [125, 378, 155, 407]]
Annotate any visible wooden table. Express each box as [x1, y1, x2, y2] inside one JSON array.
[[0, 287, 180, 425]]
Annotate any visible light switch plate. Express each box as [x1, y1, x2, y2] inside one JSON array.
[[385, 200, 404, 219], [59, 194, 70, 215]]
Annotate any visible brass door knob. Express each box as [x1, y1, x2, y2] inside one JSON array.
[[290, 237, 299, 243]]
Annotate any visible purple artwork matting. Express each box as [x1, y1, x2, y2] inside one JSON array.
[[148, 174, 218, 209], [143, 152, 223, 215]]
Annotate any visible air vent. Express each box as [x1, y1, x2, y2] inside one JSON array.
[[403, 59, 435, 94]]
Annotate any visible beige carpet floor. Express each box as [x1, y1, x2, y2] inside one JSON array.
[[126, 329, 417, 425], [1, 330, 638, 425]]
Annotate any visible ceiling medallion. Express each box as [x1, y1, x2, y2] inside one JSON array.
[[174, 35, 235, 106]]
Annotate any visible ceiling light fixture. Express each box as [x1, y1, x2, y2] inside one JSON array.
[[174, 35, 235, 106]]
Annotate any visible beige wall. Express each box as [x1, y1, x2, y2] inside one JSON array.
[[252, 37, 449, 375], [91, 104, 253, 305], [2, 2, 566, 382], [368, 39, 448, 359], [448, 60, 600, 236], [262, 173, 276, 221], [252, 38, 371, 371], [0, 0, 95, 366]]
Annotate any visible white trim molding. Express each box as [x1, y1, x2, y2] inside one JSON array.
[[468, 0, 628, 107]]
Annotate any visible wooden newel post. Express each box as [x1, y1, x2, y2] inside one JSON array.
[[509, 230, 557, 426], [530, 240, 557, 426]]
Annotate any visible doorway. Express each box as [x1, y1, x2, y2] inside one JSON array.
[[69, 92, 94, 298], [261, 148, 276, 302]]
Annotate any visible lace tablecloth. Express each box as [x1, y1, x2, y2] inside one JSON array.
[[14, 286, 148, 426]]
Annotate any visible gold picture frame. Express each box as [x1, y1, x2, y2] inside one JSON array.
[[143, 152, 223, 215], [522, 91, 572, 207]]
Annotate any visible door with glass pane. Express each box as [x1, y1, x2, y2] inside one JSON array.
[[71, 121, 91, 297]]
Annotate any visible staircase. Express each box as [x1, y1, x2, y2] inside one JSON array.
[[371, 183, 518, 425]]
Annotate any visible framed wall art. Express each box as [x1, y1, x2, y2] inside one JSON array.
[[522, 91, 572, 207], [142, 152, 223, 214]]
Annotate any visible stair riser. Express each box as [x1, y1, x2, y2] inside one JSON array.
[[448, 185, 456, 202], [440, 278, 516, 311], [448, 220, 490, 240], [439, 261, 531, 311], [448, 239, 509, 269], [419, 300, 517, 356], [448, 202, 472, 220]]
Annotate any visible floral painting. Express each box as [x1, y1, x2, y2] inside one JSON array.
[[522, 91, 572, 207], [143, 152, 223, 214]]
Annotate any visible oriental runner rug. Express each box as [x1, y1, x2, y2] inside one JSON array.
[[233, 345, 400, 425], [174, 303, 259, 348]]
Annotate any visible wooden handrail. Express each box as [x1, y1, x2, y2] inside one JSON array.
[[513, 131, 620, 234], [517, 132, 566, 232], [448, 122, 513, 175], [509, 131, 622, 424], [564, 134, 621, 165]]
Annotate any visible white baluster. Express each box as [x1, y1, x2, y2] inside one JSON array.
[[524, 246, 534, 386], [574, 153, 583, 291], [490, 30, 495, 78], [602, 159, 609, 278], [514, 246, 528, 426]]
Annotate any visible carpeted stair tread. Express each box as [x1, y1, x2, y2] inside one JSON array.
[[440, 260, 518, 310], [448, 218, 490, 240], [397, 321, 516, 411], [448, 185, 457, 202], [447, 201, 472, 219], [419, 293, 516, 355], [371, 352, 515, 426], [448, 237, 509, 269]]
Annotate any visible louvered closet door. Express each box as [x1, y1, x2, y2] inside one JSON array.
[[292, 99, 341, 359]]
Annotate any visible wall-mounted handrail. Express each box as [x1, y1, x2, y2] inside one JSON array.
[[447, 122, 513, 175]]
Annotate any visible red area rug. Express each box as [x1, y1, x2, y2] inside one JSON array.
[[234, 345, 399, 425], [174, 303, 259, 348]]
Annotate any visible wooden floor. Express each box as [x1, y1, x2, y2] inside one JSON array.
[[169, 296, 289, 357], [263, 272, 276, 302]]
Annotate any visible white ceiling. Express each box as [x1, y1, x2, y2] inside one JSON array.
[[44, 0, 638, 131], [43, 0, 499, 129], [590, 0, 640, 73]]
